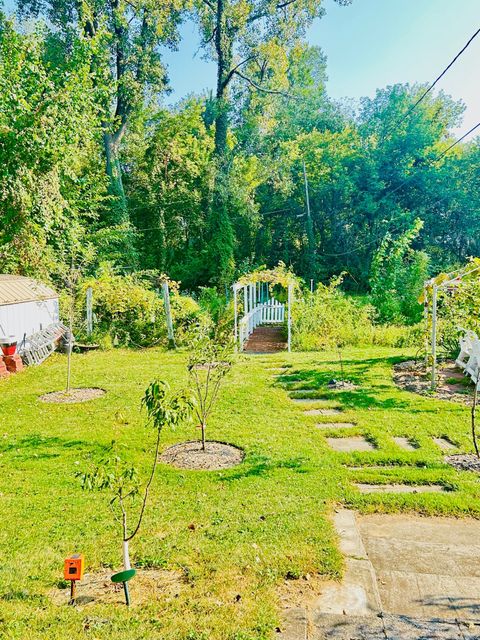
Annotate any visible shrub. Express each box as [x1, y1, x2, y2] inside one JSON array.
[[292, 275, 420, 350], [370, 219, 428, 324], [74, 265, 208, 347]]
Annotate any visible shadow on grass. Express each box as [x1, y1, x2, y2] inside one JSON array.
[[218, 454, 311, 482], [0, 434, 109, 456]]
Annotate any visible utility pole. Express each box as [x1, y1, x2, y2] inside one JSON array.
[[302, 160, 316, 282]]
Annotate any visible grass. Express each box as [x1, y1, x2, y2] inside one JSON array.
[[1, 346, 480, 638]]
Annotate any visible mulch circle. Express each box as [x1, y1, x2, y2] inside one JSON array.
[[159, 440, 244, 470], [445, 454, 480, 473], [39, 388, 106, 404], [393, 360, 472, 404], [49, 568, 182, 608]]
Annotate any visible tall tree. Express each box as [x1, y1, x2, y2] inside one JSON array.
[[0, 15, 106, 280], [192, 0, 351, 285], [16, 0, 182, 223]]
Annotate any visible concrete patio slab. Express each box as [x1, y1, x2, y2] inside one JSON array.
[[282, 510, 480, 638], [393, 436, 417, 451], [356, 483, 446, 494], [327, 437, 375, 452]]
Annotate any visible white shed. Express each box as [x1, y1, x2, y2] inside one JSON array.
[[0, 275, 59, 345]]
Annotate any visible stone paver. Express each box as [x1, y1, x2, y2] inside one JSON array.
[[304, 408, 342, 416], [315, 422, 356, 430], [393, 436, 417, 451], [327, 437, 375, 452], [356, 483, 446, 494], [292, 398, 324, 405], [288, 389, 318, 394], [433, 437, 457, 451]]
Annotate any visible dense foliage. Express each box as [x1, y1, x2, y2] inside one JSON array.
[[1, 2, 479, 338]]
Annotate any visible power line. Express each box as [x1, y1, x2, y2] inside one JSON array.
[[436, 120, 480, 160], [320, 120, 480, 258], [393, 26, 480, 129]]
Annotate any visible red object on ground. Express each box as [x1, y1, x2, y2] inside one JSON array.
[[4, 354, 23, 373], [0, 343, 17, 356], [0, 357, 9, 377]]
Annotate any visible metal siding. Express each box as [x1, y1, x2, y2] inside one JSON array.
[[0, 299, 59, 343], [0, 275, 57, 305]]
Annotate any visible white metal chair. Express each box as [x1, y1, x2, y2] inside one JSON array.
[[455, 328, 477, 370]]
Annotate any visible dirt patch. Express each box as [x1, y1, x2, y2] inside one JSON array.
[[159, 440, 244, 470], [40, 388, 106, 403], [40, 387, 107, 404], [445, 453, 480, 473], [49, 567, 182, 608], [393, 360, 472, 404]]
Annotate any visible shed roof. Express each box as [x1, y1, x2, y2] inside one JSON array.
[[0, 275, 58, 306]]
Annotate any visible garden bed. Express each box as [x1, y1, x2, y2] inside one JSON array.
[[159, 440, 244, 470], [393, 360, 472, 404], [445, 454, 480, 473]]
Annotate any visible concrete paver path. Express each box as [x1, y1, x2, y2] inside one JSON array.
[[280, 510, 480, 639]]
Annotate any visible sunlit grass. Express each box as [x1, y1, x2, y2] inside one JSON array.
[[0, 346, 479, 638]]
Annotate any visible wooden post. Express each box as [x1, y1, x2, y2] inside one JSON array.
[[287, 284, 292, 353], [161, 281, 176, 349], [243, 286, 248, 314], [431, 284, 437, 390], [233, 286, 238, 351], [423, 282, 429, 370], [86, 287, 93, 337]]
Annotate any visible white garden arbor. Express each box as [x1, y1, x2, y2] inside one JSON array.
[[232, 266, 297, 352], [424, 261, 480, 389]]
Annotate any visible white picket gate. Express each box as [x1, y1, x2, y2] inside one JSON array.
[[260, 299, 285, 324], [238, 298, 285, 350]]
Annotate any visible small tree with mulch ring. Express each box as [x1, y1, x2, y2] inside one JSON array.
[[78, 380, 192, 572], [188, 331, 233, 451]]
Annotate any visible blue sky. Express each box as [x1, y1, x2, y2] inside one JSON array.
[[162, 0, 480, 138]]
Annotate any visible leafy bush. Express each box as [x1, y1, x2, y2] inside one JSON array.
[[431, 258, 480, 357], [74, 265, 208, 347], [292, 275, 419, 350], [370, 219, 428, 324]]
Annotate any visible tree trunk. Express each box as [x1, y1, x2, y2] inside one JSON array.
[[201, 422, 206, 451], [103, 131, 128, 224], [122, 539, 131, 571], [213, 0, 232, 160]]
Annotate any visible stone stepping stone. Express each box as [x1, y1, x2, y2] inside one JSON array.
[[288, 388, 317, 394], [327, 437, 375, 452], [305, 408, 342, 416], [393, 437, 417, 451], [356, 483, 446, 494], [316, 422, 356, 429], [433, 437, 457, 451]]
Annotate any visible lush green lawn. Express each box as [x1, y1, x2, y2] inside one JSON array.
[[1, 346, 479, 639]]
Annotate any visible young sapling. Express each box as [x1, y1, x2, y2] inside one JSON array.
[[78, 380, 192, 574]]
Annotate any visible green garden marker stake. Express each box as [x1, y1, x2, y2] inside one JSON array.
[[111, 568, 136, 606]]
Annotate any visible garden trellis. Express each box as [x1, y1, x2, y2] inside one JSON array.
[[424, 262, 480, 389], [232, 266, 298, 352]]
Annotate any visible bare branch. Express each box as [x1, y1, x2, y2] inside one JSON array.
[[223, 55, 256, 89], [247, 0, 299, 23], [234, 70, 294, 98], [202, 0, 215, 10]]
